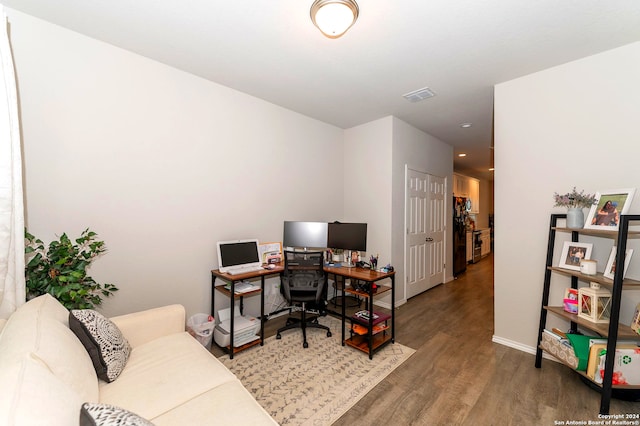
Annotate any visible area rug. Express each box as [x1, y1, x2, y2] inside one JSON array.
[[219, 316, 415, 425]]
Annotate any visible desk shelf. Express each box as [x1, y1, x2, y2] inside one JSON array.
[[345, 332, 392, 354], [211, 266, 283, 359], [350, 322, 389, 336], [344, 285, 391, 299], [214, 286, 262, 299], [347, 311, 392, 354], [326, 266, 395, 360], [221, 337, 262, 355]]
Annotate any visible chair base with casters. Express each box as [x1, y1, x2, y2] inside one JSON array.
[[276, 301, 332, 348]]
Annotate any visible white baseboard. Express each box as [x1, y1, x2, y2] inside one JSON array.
[[491, 335, 536, 354], [491, 335, 560, 363]]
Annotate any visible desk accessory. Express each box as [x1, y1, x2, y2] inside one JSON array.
[[369, 254, 378, 270], [380, 264, 394, 273]]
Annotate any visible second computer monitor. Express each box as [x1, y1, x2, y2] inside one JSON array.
[[327, 222, 367, 252], [283, 221, 328, 249]]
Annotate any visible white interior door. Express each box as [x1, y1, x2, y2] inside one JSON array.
[[427, 175, 446, 288], [406, 168, 446, 299]]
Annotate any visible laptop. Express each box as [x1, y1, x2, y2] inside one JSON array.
[[216, 239, 263, 274]]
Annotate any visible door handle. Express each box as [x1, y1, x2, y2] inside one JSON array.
[[426, 237, 434, 242]]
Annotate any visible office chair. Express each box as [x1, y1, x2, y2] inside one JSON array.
[[276, 250, 332, 348]]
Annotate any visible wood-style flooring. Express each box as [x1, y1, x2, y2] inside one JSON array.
[[213, 254, 640, 425]]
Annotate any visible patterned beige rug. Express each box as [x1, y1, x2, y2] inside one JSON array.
[[219, 316, 415, 425]]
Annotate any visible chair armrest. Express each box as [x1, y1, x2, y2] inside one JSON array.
[[109, 304, 185, 348]]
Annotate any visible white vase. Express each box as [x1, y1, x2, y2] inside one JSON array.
[[566, 208, 585, 229]]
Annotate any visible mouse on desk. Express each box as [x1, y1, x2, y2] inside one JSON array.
[[265, 264, 276, 270]]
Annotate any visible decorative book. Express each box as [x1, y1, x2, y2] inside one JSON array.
[[352, 311, 391, 326]]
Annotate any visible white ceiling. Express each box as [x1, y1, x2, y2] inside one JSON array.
[[5, 0, 640, 180]]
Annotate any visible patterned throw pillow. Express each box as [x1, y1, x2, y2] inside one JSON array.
[[80, 403, 155, 426], [69, 310, 131, 382]]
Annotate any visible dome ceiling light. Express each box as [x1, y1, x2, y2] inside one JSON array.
[[310, 0, 359, 39]]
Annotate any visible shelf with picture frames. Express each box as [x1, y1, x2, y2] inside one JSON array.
[[536, 213, 640, 416]]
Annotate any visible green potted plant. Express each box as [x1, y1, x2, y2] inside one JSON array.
[[24, 228, 118, 310]]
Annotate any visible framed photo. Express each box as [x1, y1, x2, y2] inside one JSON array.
[[559, 241, 593, 271], [603, 246, 634, 279], [585, 188, 636, 230], [258, 242, 282, 264]]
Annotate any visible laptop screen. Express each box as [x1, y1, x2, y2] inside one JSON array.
[[216, 239, 261, 273]]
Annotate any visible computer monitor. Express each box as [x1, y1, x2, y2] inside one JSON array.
[[282, 221, 328, 250], [216, 239, 262, 273], [327, 222, 367, 252]]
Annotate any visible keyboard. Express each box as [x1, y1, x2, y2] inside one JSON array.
[[226, 266, 264, 276]]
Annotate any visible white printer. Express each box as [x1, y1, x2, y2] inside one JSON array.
[[213, 306, 260, 348]]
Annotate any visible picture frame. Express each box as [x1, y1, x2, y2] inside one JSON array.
[[585, 188, 636, 230], [603, 246, 634, 280], [559, 241, 593, 271], [258, 242, 282, 264], [631, 303, 640, 335]]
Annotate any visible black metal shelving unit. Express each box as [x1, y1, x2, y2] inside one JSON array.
[[535, 214, 640, 415]]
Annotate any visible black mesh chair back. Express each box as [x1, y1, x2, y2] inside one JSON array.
[[276, 250, 331, 348], [281, 251, 325, 303]]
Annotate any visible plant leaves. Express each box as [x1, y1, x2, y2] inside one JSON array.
[[24, 228, 118, 310]]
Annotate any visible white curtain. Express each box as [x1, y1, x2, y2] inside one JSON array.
[[0, 6, 25, 319]]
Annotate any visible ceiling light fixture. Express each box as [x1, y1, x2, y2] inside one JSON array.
[[460, 123, 472, 128], [310, 0, 359, 39], [458, 153, 467, 157]]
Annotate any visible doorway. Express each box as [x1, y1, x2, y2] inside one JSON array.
[[405, 167, 446, 299]]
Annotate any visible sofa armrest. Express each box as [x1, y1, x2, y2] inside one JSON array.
[[110, 305, 185, 348]]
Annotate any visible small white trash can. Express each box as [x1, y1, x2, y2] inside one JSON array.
[[187, 313, 215, 349]]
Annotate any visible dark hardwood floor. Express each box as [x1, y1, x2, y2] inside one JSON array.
[[213, 254, 640, 425]]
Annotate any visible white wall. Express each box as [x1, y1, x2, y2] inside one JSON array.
[[494, 41, 640, 352], [343, 116, 393, 265], [343, 116, 454, 305], [8, 9, 344, 318]]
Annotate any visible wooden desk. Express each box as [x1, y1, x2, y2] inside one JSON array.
[[211, 265, 284, 359], [212, 263, 394, 360], [324, 265, 395, 359]]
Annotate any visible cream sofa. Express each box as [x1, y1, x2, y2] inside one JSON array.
[[0, 294, 277, 425]]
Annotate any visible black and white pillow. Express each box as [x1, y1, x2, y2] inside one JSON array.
[[69, 309, 131, 382], [80, 403, 155, 426]]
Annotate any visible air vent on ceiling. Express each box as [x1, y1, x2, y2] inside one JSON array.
[[402, 87, 436, 103]]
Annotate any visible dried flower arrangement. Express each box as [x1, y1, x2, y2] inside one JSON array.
[[553, 187, 597, 209]]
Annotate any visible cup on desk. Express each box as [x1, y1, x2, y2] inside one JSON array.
[[580, 259, 597, 275]]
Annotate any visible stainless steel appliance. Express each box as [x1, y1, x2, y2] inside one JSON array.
[[472, 230, 483, 264], [453, 197, 468, 276]]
